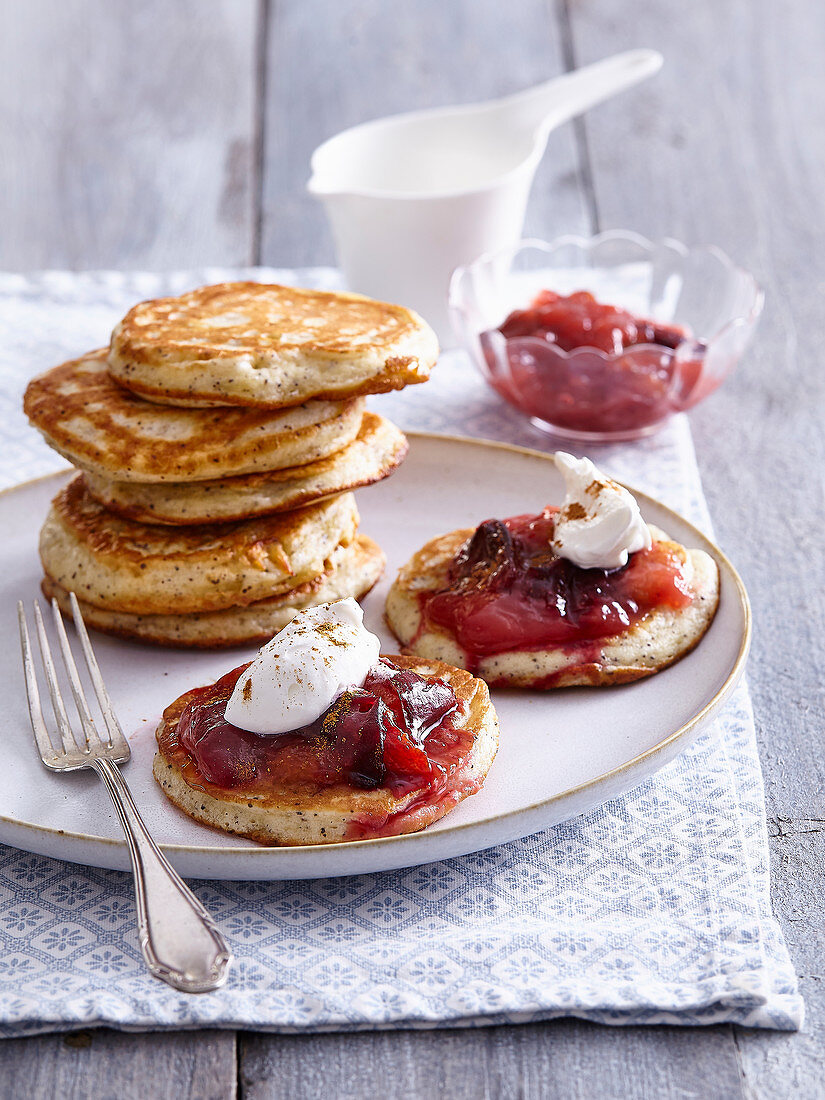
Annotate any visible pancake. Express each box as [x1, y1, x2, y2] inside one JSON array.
[[23, 350, 363, 482], [108, 281, 438, 409], [82, 411, 408, 525], [39, 476, 359, 615], [153, 655, 499, 845], [43, 535, 385, 648], [385, 524, 720, 688]]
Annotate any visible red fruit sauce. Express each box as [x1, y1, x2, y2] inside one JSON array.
[[498, 288, 687, 354], [420, 508, 693, 671], [483, 290, 704, 435], [162, 658, 475, 808]]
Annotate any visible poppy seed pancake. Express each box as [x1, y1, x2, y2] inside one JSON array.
[[82, 411, 408, 525], [39, 476, 360, 615], [108, 281, 438, 409], [153, 655, 499, 844], [385, 524, 720, 688], [24, 351, 363, 482], [43, 535, 385, 648]]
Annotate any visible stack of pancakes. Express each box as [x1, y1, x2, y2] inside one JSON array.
[[25, 282, 438, 646]]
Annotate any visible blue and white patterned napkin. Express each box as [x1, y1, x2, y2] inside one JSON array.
[[0, 269, 802, 1036]]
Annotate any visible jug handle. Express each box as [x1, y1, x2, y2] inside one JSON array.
[[495, 48, 663, 138]]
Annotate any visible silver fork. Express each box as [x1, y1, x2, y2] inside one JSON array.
[[18, 592, 232, 994]]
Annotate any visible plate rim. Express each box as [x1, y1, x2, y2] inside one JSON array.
[[0, 432, 751, 863]]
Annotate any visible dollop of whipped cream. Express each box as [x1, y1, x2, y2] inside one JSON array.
[[551, 452, 652, 570], [224, 598, 380, 736]]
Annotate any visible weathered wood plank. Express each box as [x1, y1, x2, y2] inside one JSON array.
[[260, 0, 592, 267], [0, 0, 259, 270], [565, 0, 825, 816], [565, 0, 825, 1092], [768, 818, 825, 979], [241, 1022, 744, 1100], [736, 977, 825, 1100], [0, 1028, 236, 1100]]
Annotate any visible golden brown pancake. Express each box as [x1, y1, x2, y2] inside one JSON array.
[[43, 535, 385, 648], [385, 524, 720, 688], [82, 411, 408, 525], [153, 655, 499, 844], [39, 476, 359, 615], [108, 281, 439, 409], [23, 351, 363, 482]]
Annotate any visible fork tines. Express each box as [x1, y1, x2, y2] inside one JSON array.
[[18, 593, 129, 769]]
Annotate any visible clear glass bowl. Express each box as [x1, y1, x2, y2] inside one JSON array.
[[449, 232, 763, 442]]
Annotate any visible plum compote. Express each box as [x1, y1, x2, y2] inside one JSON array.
[[421, 508, 694, 668], [482, 290, 704, 437], [498, 289, 687, 354], [169, 658, 470, 799]]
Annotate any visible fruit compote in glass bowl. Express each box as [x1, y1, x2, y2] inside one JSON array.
[[450, 232, 763, 443]]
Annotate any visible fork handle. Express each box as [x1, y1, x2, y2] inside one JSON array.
[[92, 757, 232, 993]]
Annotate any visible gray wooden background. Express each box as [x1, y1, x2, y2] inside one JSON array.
[[1, 1, 824, 1097]]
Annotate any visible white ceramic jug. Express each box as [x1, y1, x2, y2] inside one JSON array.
[[308, 49, 663, 345]]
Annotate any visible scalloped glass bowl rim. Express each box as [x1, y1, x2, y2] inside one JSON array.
[[449, 230, 764, 362]]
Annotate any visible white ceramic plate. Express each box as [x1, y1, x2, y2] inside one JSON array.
[[0, 435, 749, 880]]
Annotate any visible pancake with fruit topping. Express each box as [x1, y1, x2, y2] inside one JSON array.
[[82, 411, 408, 525], [39, 476, 359, 616], [23, 351, 364, 483], [153, 602, 498, 844], [43, 535, 385, 648], [108, 281, 439, 409], [385, 454, 719, 688]]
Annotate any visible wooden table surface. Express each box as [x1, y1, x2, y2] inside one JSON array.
[[1, 1, 823, 1097]]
